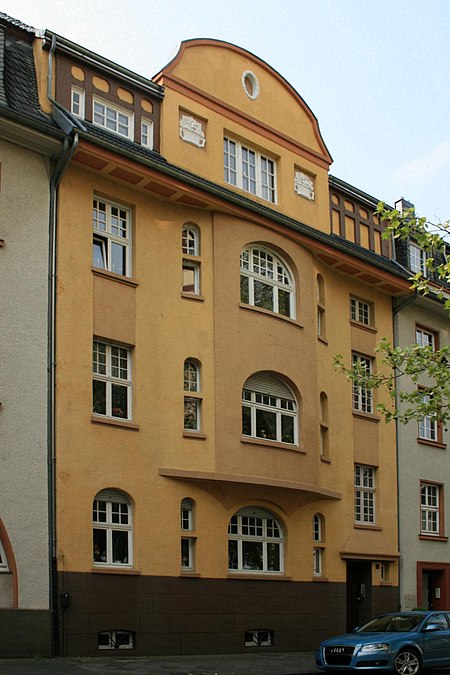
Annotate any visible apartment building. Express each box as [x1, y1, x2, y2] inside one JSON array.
[[1, 15, 420, 657], [0, 14, 65, 657]]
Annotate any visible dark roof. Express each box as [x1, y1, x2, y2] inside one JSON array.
[[0, 11, 36, 33], [3, 36, 51, 123]]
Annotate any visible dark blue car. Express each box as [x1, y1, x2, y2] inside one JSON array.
[[316, 611, 450, 675]]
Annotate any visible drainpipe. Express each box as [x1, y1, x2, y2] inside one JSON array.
[[46, 32, 79, 656], [390, 226, 416, 610]]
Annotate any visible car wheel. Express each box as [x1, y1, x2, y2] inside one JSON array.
[[394, 649, 422, 675]]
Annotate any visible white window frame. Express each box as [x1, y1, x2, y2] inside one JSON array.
[[93, 341, 132, 421], [352, 353, 373, 413], [228, 509, 284, 574], [421, 483, 440, 535], [93, 491, 132, 567], [98, 630, 134, 650], [0, 540, 8, 571], [182, 225, 200, 256], [416, 327, 436, 350], [350, 297, 371, 326], [71, 86, 85, 119], [92, 198, 131, 277], [184, 397, 201, 432], [224, 138, 276, 203], [182, 225, 201, 296], [410, 243, 427, 276], [240, 247, 295, 318], [93, 97, 134, 139], [242, 386, 297, 445], [180, 498, 195, 571], [355, 464, 376, 524], [140, 119, 154, 149], [313, 547, 323, 576]]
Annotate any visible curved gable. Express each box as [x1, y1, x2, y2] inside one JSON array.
[[155, 38, 332, 167]]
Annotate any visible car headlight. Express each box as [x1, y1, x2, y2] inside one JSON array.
[[360, 643, 389, 653]]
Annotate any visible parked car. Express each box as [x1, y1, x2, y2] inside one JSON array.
[[316, 611, 450, 675]]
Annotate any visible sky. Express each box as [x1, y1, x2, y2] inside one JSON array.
[[3, 0, 449, 220]]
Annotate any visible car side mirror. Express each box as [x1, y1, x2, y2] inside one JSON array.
[[424, 623, 441, 632]]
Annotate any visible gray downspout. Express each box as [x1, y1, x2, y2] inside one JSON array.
[[47, 32, 79, 656], [390, 233, 416, 610]]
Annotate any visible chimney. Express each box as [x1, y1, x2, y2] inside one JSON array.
[[395, 197, 415, 214]]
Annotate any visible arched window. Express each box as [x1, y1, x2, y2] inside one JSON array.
[[180, 498, 195, 571], [313, 513, 325, 577], [93, 489, 132, 567], [228, 507, 284, 574], [182, 224, 200, 256], [183, 359, 202, 432], [240, 246, 294, 318], [182, 224, 201, 295], [242, 372, 297, 445]]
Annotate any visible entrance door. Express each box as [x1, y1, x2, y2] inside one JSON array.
[[346, 561, 372, 631], [422, 570, 445, 610]]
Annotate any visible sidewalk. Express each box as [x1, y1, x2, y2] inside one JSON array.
[[0, 651, 317, 674]]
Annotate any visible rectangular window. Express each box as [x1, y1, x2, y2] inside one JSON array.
[[93, 98, 133, 139], [410, 243, 427, 276], [313, 547, 323, 576], [184, 397, 200, 431], [224, 137, 276, 203], [93, 341, 132, 420], [416, 326, 437, 350], [141, 119, 154, 148], [92, 198, 131, 277], [245, 629, 273, 647], [421, 482, 441, 535], [352, 353, 373, 413], [98, 630, 134, 650], [181, 537, 195, 570], [355, 464, 376, 524], [71, 86, 85, 118], [418, 391, 438, 442], [350, 297, 371, 326], [182, 260, 200, 294]]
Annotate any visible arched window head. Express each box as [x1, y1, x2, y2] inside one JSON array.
[[184, 359, 200, 392], [228, 507, 284, 574], [240, 246, 295, 318], [242, 372, 297, 445], [180, 498, 194, 531], [316, 274, 325, 304], [313, 513, 324, 542], [182, 224, 200, 256], [93, 489, 132, 567]]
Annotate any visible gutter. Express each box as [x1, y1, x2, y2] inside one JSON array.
[[46, 33, 79, 657]]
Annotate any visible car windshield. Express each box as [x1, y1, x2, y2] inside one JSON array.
[[357, 614, 424, 633]]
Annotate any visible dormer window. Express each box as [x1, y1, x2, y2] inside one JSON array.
[[93, 98, 133, 139], [409, 243, 427, 276], [141, 119, 154, 149], [71, 86, 85, 118]]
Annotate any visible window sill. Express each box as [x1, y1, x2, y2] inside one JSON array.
[[92, 268, 138, 287], [317, 336, 328, 345], [419, 534, 448, 542], [320, 456, 331, 464], [92, 567, 141, 575], [240, 435, 304, 453], [352, 411, 380, 423], [91, 415, 140, 431], [239, 303, 303, 328], [181, 291, 204, 301], [350, 320, 377, 334], [313, 576, 329, 582], [354, 524, 382, 531], [227, 573, 290, 581], [183, 431, 206, 439], [417, 438, 446, 449]]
